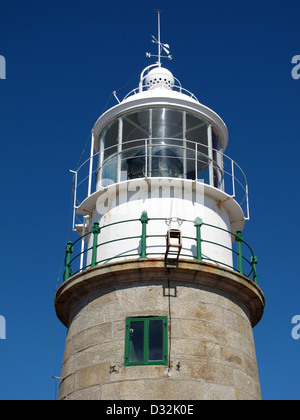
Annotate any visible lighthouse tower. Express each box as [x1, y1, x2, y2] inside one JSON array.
[[55, 19, 264, 400]]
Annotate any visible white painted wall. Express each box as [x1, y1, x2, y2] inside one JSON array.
[[84, 178, 237, 269]]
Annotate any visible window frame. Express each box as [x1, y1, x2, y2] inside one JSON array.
[[124, 316, 168, 367]]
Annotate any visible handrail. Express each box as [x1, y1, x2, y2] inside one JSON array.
[[125, 66, 199, 101], [62, 213, 258, 285], [123, 83, 199, 102]]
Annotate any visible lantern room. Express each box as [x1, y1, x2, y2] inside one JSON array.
[[93, 65, 228, 197]]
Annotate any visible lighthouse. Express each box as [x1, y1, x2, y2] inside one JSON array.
[[55, 16, 264, 400]]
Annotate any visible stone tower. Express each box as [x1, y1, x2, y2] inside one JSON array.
[[55, 20, 264, 400]]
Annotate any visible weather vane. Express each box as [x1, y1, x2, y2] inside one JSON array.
[[146, 10, 173, 65]]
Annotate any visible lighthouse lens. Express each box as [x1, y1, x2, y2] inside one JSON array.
[[151, 146, 183, 178]]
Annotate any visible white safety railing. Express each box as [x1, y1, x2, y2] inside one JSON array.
[[123, 81, 199, 103], [70, 138, 250, 230]]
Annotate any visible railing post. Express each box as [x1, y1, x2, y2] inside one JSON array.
[[194, 217, 203, 261], [251, 255, 258, 284], [64, 241, 73, 282], [140, 211, 149, 258], [91, 222, 101, 268], [88, 132, 95, 197], [145, 139, 148, 177], [236, 230, 244, 275]]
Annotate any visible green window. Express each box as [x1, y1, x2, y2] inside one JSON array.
[[124, 317, 168, 366]]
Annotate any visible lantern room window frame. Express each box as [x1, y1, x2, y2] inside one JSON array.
[[97, 107, 224, 190]]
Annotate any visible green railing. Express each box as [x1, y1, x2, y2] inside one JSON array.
[[63, 212, 258, 285]]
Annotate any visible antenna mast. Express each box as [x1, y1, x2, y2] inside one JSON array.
[[157, 9, 161, 65], [146, 10, 172, 64]]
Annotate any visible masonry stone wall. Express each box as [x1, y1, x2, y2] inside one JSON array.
[[57, 262, 263, 400]]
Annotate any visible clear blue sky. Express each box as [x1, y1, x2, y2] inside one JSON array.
[[0, 0, 299, 400]]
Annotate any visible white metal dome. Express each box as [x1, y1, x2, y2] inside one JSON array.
[[145, 66, 175, 90]]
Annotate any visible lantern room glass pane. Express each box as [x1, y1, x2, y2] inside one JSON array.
[[186, 113, 207, 144], [103, 121, 118, 161], [124, 148, 146, 179], [123, 110, 150, 143], [101, 162, 117, 187], [152, 108, 183, 139], [150, 145, 183, 178], [212, 129, 224, 189]]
